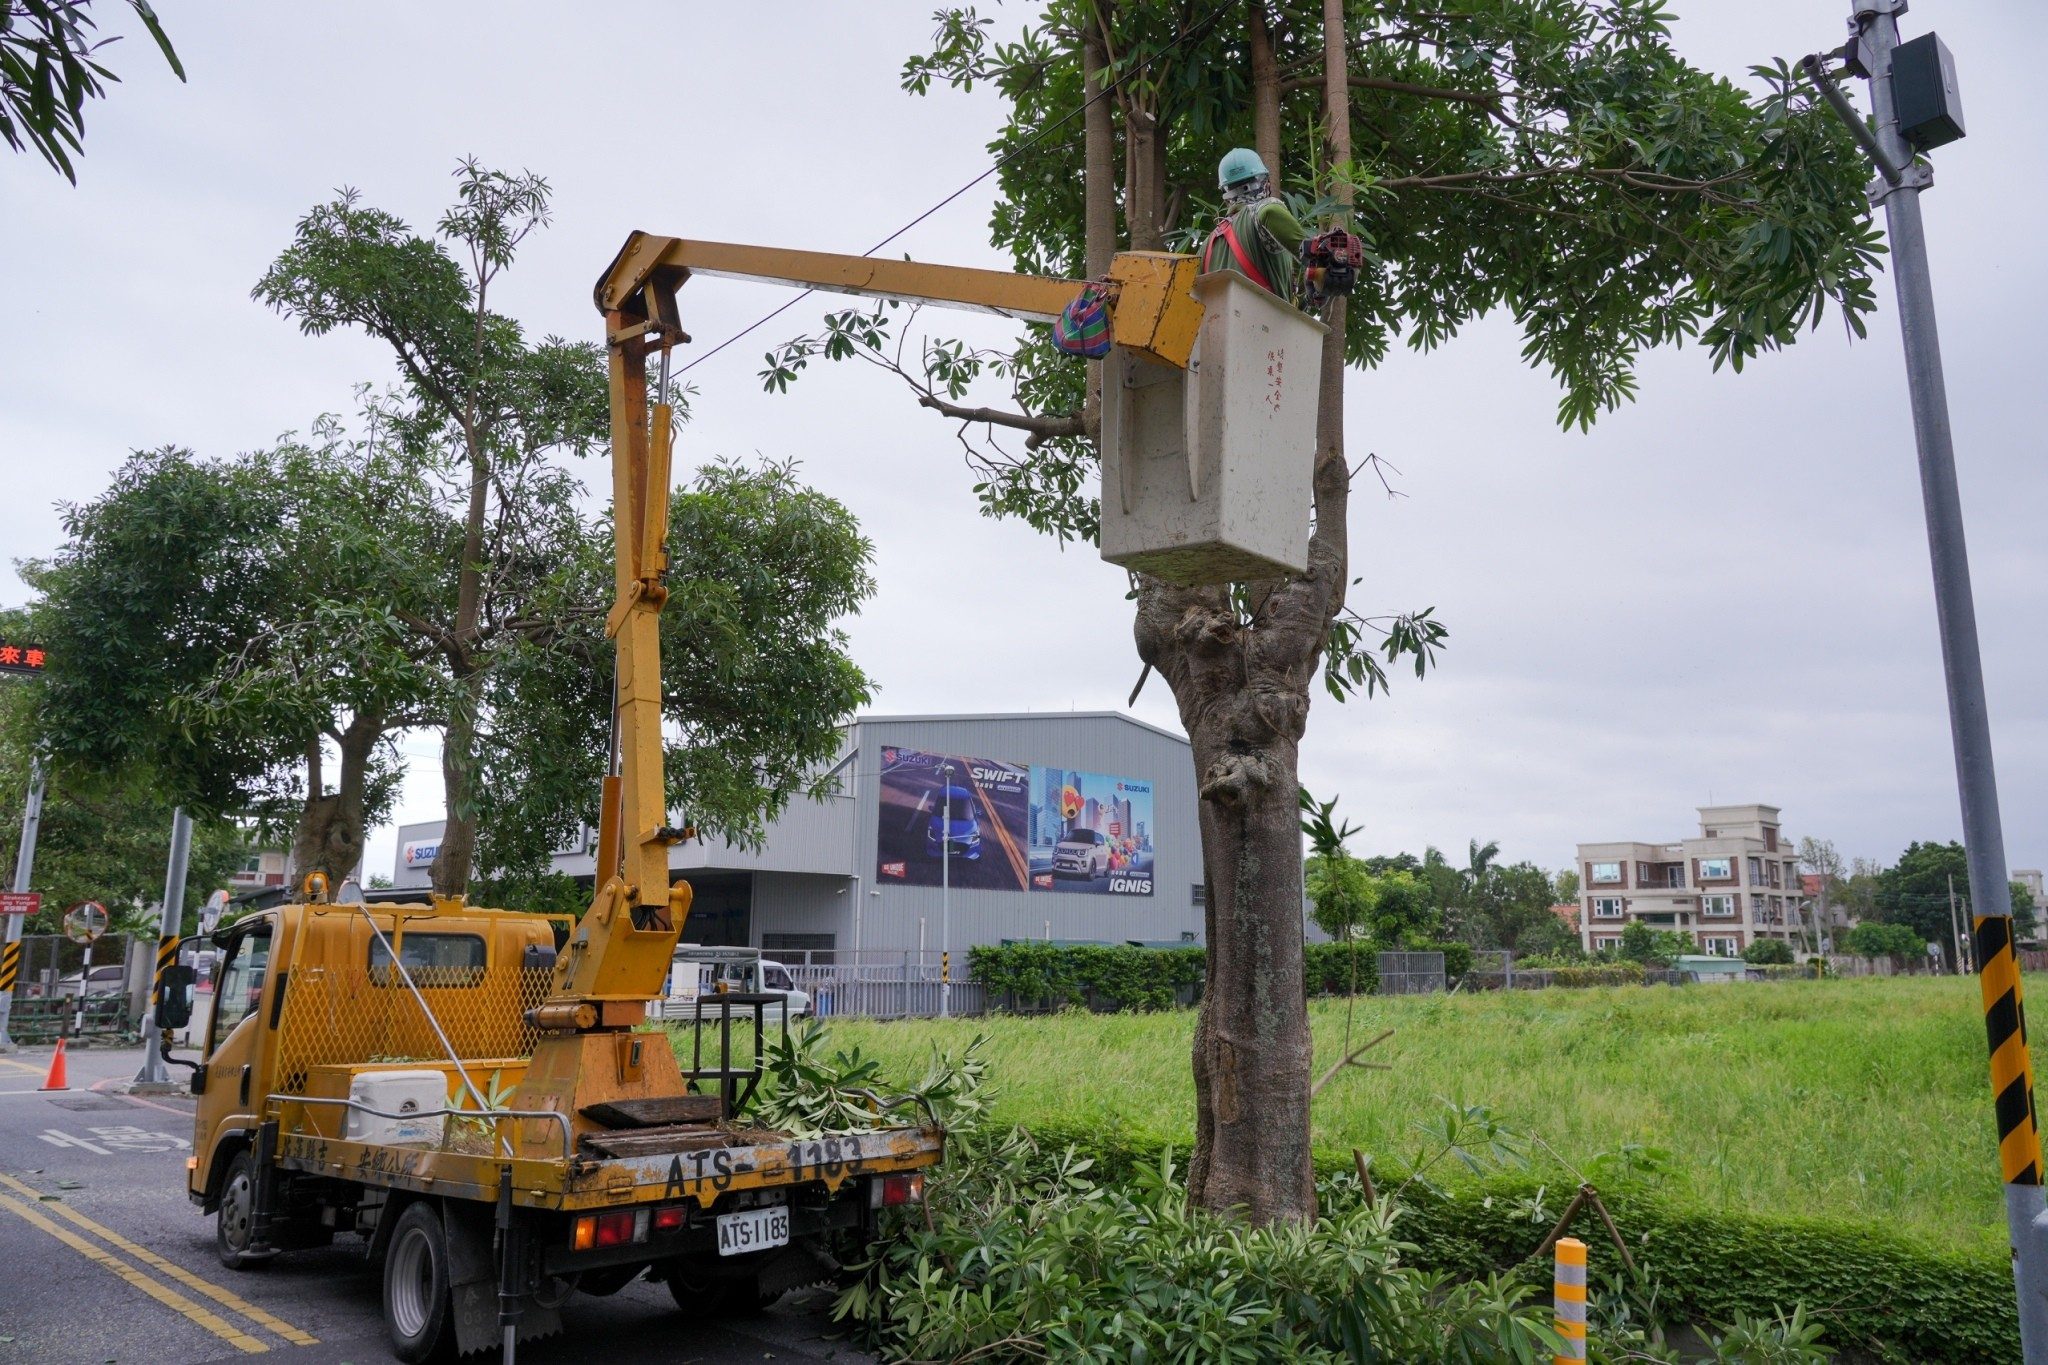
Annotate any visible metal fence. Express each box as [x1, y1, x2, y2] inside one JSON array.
[[4, 933, 142, 1039], [784, 953, 990, 1020], [1376, 951, 1446, 996]]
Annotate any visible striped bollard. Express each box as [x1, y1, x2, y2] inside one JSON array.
[[1553, 1235, 1587, 1363]]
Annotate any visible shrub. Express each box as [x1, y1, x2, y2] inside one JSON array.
[[1743, 939, 1795, 965], [967, 943, 1204, 1012], [972, 941, 1381, 1011], [1543, 962, 1648, 988], [1304, 939, 1381, 996], [1016, 1116, 2008, 1364], [1844, 922, 1928, 962]]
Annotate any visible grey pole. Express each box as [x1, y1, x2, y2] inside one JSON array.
[[939, 774, 952, 1019], [0, 757, 46, 1051], [1813, 3, 2048, 1354], [134, 807, 193, 1088]]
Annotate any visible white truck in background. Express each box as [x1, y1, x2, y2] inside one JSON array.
[[663, 946, 813, 1023]]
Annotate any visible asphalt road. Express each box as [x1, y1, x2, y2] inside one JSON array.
[[0, 1042, 875, 1365]]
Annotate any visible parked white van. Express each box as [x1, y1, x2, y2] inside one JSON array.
[[661, 946, 813, 1023]]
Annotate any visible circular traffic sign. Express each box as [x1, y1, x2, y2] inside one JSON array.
[[63, 901, 108, 944]]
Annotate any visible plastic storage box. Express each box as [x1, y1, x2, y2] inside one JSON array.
[[344, 1069, 449, 1147]]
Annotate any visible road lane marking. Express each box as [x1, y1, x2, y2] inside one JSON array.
[[0, 1172, 318, 1346], [0, 1055, 48, 1076], [0, 1189, 268, 1353]]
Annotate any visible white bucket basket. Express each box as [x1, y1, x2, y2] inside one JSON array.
[[1099, 271, 1326, 586]]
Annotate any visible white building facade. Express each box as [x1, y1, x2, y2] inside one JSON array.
[[1578, 804, 1810, 956], [393, 712, 1204, 958]]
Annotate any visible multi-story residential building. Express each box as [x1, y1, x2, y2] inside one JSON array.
[[1577, 804, 1809, 956]]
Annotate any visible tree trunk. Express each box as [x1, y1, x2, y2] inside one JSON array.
[[291, 714, 381, 886], [1124, 0, 1355, 1227], [431, 424, 491, 898], [1249, 1, 1282, 184], [430, 671, 482, 897], [1082, 20, 1115, 434]]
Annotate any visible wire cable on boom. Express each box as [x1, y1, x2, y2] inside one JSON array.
[[677, 0, 1237, 376]]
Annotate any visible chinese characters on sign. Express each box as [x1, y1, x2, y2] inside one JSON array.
[[0, 640, 48, 676]]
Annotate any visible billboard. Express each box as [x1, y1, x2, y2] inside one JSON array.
[[874, 747, 1031, 891], [1027, 767, 1155, 897]]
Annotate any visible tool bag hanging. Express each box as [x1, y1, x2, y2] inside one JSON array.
[[1052, 282, 1114, 358]]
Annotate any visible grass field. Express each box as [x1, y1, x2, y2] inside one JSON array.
[[818, 976, 2026, 1253]]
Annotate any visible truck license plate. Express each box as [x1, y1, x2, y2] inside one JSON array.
[[715, 1203, 789, 1256]]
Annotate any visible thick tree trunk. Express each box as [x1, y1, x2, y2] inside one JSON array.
[[1123, 0, 1355, 1226], [291, 714, 381, 886]]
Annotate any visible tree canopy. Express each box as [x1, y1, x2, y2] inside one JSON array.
[[1, 0, 181, 182], [760, 0, 1879, 1224]]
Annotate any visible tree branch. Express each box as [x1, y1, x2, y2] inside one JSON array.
[[913, 393, 1087, 444]]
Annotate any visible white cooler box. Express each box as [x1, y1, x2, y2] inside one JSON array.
[[344, 1069, 449, 1147]]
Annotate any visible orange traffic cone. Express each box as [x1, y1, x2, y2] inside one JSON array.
[[39, 1038, 68, 1091]]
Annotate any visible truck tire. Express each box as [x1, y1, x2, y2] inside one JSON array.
[[383, 1202, 454, 1363], [214, 1151, 271, 1271]]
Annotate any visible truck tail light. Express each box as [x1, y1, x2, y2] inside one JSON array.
[[652, 1204, 687, 1232], [872, 1172, 924, 1208], [573, 1209, 650, 1250]]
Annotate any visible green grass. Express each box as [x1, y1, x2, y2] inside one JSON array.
[[822, 975, 2029, 1253]]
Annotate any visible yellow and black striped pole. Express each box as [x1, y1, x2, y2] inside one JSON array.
[[153, 934, 181, 1001], [1976, 912, 2041, 1187], [0, 940, 20, 996], [1552, 1236, 1588, 1364]]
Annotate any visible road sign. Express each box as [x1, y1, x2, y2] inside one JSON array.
[[63, 902, 108, 944], [0, 639, 47, 676], [0, 891, 37, 916]]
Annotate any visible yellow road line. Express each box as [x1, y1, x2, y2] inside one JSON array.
[[0, 1055, 49, 1076], [0, 1190, 267, 1353], [0, 1173, 317, 1346]]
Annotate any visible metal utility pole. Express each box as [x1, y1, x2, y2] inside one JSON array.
[[939, 773, 952, 1019], [0, 757, 46, 1050], [134, 807, 192, 1089], [1950, 875, 1966, 976], [1807, 6, 2045, 1355]]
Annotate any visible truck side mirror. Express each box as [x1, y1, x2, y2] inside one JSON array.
[[156, 963, 196, 1030]]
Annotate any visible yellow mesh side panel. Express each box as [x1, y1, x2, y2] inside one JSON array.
[[273, 965, 554, 1095]]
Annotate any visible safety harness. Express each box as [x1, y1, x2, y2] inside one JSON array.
[[1203, 217, 1275, 293]]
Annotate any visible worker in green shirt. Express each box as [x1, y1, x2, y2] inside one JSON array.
[[1201, 148, 1306, 303]]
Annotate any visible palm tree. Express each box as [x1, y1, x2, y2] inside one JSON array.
[[1465, 838, 1501, 891]]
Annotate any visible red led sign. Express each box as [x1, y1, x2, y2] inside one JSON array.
[[0, 640, 47, 676]]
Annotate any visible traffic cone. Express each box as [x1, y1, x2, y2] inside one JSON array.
[[39, 1038, 68, 1091]]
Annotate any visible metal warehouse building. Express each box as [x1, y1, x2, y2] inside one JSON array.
[[391, 712, 1203, 957]]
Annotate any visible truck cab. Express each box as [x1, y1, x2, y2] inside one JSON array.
[[178, 897, 938, 1360]]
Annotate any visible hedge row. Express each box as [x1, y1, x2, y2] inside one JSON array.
[[1021, 1119, 2017, 1364], [967, 941, 1383, 1013]]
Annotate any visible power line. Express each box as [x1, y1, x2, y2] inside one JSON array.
[[677, 0, 1239, 377]]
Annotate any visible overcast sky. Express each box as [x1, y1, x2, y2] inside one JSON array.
[[2, 2, 2040, 890]]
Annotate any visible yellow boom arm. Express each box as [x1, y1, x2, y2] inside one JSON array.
[[553, 231, 1204, 1018], [594, 233, 1205, 370]]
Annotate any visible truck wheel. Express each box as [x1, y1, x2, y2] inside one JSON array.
[[383, 1203, 454, 1363], [214, 1151, 270, 1271]]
